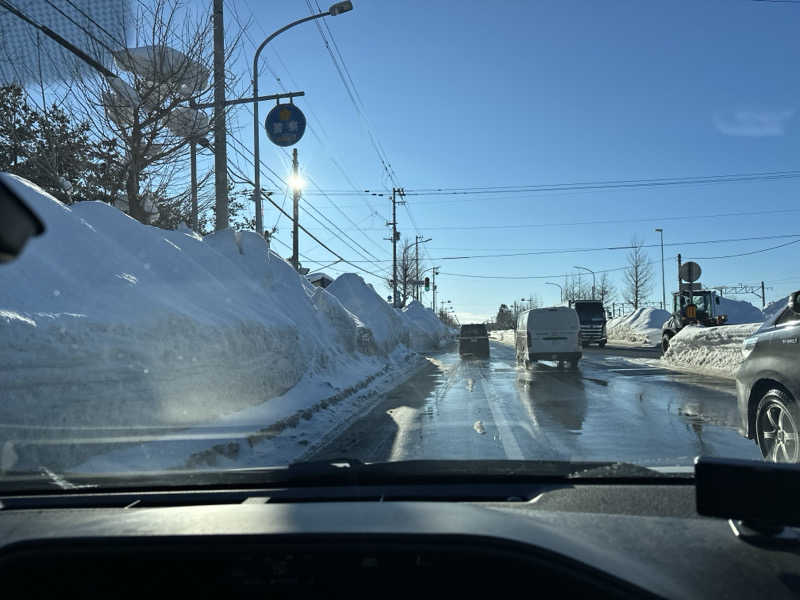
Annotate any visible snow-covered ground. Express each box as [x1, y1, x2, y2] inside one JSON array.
[[489, 329, 515, 347], [0, 175, 450, 472], [606, 297, 764, 348], [660, 323, 761, 378], [607, 308, 671, 346]]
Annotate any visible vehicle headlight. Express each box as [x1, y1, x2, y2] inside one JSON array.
[[741, 336, 757, 360]]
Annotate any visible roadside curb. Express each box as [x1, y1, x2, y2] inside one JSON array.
[[182, 353, 431, 468]]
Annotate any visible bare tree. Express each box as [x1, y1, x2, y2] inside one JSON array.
[[623, 238, 654, 310], [386, 241, 417, 308], [597, 272, 616, 305], [563, 274, 591, 304], [66, 0, 244, 226]]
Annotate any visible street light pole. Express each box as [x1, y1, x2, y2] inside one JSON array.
[[414, 236, 432, 302], [545, 281, 563, 303], [574, 266, 596, 300], [212, 0, 228, 231], [251, 1, 353, 236], [656, 228, 665, 310]]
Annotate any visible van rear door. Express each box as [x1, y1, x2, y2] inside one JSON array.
[[528, 308, 580, 357]]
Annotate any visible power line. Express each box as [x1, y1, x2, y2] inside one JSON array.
[[218, 14, 391, 263], [399, 170, 800, 196], [440, 236, 800, 280], [225, 161, 387, 280], [234, 2, 386, 222], [226, 133, 390, 274], [317, 207, 800, 232], [303, 0, 398, 187], [689, 238, 800, 260], [302, 233, 800, 263]]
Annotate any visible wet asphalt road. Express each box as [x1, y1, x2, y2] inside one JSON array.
[[308, 340, 762, 467]]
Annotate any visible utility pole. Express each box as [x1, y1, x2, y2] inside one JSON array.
[[390, 188, 405, 308], [291, 148, 300, 270], [212, 0, 228, 231], [762, 281, 766, 308], [432, 267, 439, 313], [190, 141, 198, 231], [415, 235, 423, 302], [655, 228, 665, 310]]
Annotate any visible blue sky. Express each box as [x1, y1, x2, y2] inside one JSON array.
[[223, 0, 800, 322]]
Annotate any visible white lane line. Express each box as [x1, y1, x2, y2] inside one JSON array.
[[478, 371, 524, 460]]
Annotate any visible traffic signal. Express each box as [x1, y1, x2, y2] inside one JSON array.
[[424, 277, 430, 291]]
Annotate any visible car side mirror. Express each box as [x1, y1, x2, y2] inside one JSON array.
[[0, 175, 45, 264], [790, 291, 800, 315]]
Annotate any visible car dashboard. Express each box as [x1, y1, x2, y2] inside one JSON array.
[[1, 477, 799, 599]]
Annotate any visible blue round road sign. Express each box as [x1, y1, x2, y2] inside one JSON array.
[[265, 103, 306, 147]]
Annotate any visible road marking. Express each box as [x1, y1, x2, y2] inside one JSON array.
[[477, 372, 524, 460]]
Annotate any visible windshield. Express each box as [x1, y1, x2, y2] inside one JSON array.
[[1, 1, 797, 488], [680, 293, 711, 314]]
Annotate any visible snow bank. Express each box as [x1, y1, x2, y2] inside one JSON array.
[[0, 175, 448, 471], [401, 300, 452, 350], [607, 308, 670, 346], [718, 297, 763, 325], [326, 273, 410, 354], [489, 329, 515, 347], [661, 323, 761, 377]]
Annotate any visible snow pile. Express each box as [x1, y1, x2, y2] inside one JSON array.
[[489, 329, 515, 347], [718, 297, 763, 325], [401, 300, 452, 350], [607, 308, 671, 346], [326, 273, 411, 354], [661, 323, 761, 377], [0, 175, 443, 471]]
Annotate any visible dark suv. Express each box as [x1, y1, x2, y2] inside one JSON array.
[[459, 324, 490, 358], [736, 291, 800, 463]]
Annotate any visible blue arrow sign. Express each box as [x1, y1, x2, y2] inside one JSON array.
[[265, 103, 306, 147]]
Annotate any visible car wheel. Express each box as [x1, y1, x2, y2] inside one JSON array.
[[598, 340, 606, 348], [661, 333, 672, 353], [755, 389, 800, 463]]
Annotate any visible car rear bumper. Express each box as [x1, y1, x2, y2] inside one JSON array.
[[529, 352, 582, 362], [459, 340, 490, 356]]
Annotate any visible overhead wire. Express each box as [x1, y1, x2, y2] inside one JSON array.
[[302, 0, 397, 188], [224, 160, 387, 279], [301, 233, 800, 263], [438, 236, 800, 280], [225, 130, 390, 275], [227, 4, 391, 267], [232, 2, 386, 222]]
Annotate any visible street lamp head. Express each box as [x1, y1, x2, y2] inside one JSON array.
[[655, 228, 663, 232], [288, 173, 305, 192], [329, 1, 353, 16]]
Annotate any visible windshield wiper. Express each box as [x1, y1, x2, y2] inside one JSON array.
[[283, 458, 683, 485], [0, 459, 687, 498]]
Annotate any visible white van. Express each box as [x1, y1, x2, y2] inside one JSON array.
[[515, 307, 582, 368]]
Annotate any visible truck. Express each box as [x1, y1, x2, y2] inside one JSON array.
[[661, 285, 727, 353], [571, 300, 607, 347]]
